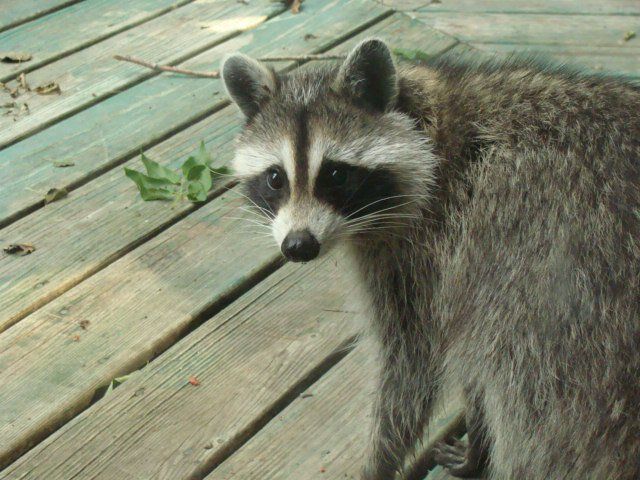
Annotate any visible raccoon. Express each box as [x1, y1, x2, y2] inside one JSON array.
[[220, 38, 640, 479]]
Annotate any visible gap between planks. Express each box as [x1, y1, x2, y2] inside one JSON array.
[[0, 0, 84, 34], [0, 4, 397, 231], [0, 9, 445, 470], [0, 253, 363, 477], [0, 0, 199, 84], [0, 3, 406, 333], [0, 0, 287, 152]]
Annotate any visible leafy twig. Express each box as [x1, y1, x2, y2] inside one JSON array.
[[125, 141, 230, 203], [113, 53, 346, 79]]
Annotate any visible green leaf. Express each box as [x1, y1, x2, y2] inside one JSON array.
[[124, 167, 175, 201], [141, 153, 181, 184], [393, 48, 430, 62], [181, 156, 201, 177], [195, 140, 212, 165], [105, 374, 131, 395], [187, 164, 212, 190], [187, 181, 207, 202]]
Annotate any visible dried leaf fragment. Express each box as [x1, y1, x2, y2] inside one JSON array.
[[188, 376, 201, 386], [44, 187, 68, 204], [18, 73, 30, 91], [291, 0, 301, 13], [35, 82, 61, 95], [0, 52, 32, 63], [70, 334, 81, 342], [3, 243, 35, 256], [53, 160, 75, 168]]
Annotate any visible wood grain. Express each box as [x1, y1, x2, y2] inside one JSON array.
[[0, 10, 458, 471], [0, 255, 365, 478], [0, 0, 82, 33], [472, 43, 640, 78], [0, 0, 195, 83], [413, 0, 640, 15], [0, 12, 455, 333], [0, 0, 282, 149], [412, 12, 640, 48], [0, 192, 282, 469], [209, 345, 464, 480]]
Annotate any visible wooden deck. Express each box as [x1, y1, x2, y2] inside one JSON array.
[[0, 1, 638, 479]]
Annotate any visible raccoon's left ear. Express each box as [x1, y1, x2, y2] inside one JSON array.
[[335, 38, 398, 112], [221, 53, 277, 118]]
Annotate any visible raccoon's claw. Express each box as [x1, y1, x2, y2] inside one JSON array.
[[432, 439, 483, 478]]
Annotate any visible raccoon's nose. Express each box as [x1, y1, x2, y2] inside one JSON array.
[[281, 230, 320, 262]]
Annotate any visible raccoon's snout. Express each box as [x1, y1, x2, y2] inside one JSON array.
[[281, 230, 320, 263]]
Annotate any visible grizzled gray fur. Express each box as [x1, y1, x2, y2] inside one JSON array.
[[221, 38, 640, 479]]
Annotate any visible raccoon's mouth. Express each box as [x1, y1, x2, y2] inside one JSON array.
[[280, 229, 320, 262]]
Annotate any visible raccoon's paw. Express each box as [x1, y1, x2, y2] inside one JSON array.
[[432, 438, 483, 479]]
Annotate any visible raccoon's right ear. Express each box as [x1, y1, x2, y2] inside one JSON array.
[[335, 38, 398, 112], [221, 53, 277, 118]]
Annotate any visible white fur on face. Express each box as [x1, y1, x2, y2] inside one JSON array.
[[233, 137, 296, 181], [272, 198, 343, 251]]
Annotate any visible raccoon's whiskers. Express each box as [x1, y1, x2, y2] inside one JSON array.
[[345, 194, 425, 221]]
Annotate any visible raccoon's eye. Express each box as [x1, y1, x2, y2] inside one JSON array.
[[328, 166, 348, 187], [266, 167, 284, 190]]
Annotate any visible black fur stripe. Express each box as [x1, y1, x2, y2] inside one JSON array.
[[294, 108, 310, 193]]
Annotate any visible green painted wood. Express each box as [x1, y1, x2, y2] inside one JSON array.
[[412, 12, 640, 47], [414, 0, 640, 15], [0, 11, 457, 471], [0, 0, 405, 227], [209, 345, 377, 480], [0, 0, 283, 149], [0, 0, 195, 83], [0, 0, 82, 32], [0, 251, 363, 477], [472, 43, 640, 78], [209, 345, 463, 480], [0, 191, 282, 470], [0, 0, 406, 333]]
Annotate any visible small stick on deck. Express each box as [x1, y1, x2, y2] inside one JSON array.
[[113, 55, 220, 78], [113, 53, 346, 79], [258, 54, 345, 62]]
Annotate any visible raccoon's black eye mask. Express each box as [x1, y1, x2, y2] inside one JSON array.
[[314, 159, 400, 219], [245, 164, 290, 217], [244, 160, 399, 220]]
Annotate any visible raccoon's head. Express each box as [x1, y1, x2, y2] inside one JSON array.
[[222, 39, 434, 262]]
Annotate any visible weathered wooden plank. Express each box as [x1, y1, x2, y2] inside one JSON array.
[[0, 10, 455, 470], [413, 0, 640, 15], [412, 12, 640, 47], [472, 43, 640, 78], [0, 192, 282, 470], [0, 0, 403, 227], [0, 11, 456, 333], [0, 0, 194, 83], [0, 253, 364, 478], [0, 0, 282, 149], [0, 0, 82, 33], [208, 345, 464, 480], [207, 345, 377, 480]]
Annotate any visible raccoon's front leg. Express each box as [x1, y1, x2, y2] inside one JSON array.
[[362, 356, 434, 480], [433, 391, 488, 478]]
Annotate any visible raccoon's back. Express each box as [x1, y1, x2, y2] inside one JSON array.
[[434, 140, 640, 478]]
